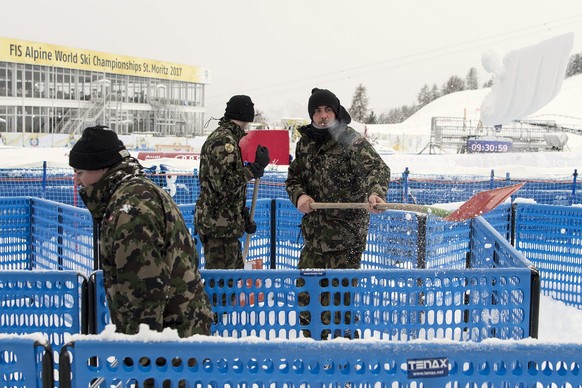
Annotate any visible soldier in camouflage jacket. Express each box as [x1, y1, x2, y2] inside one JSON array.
[[195, 95, 270, 269], [69, 126, 213, 337], [286, 88, 391, 269]]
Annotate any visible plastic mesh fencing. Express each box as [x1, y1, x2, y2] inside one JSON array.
[[0, 196, 539, 274], [514, 203, 582, 309], [365, 210, 421, 269], [0, 336, 51, 388], [206, 267, 533, 342], [30, 198, 95, 273], [0, 270, 87, 383], [0, 166, 580, 207], [59, 338, 582, 387], [0, 197, 30, 270], [89, 264, 534, 343]]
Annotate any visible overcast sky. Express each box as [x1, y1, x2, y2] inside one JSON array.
[[3, 0, 582, 125]]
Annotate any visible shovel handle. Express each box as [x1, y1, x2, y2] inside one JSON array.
[[309, 202, 452, 218], [243, 178, 260, 261]]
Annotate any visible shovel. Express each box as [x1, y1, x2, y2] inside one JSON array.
[[242, 178, 260, 261], [309, 182, 524, 222]]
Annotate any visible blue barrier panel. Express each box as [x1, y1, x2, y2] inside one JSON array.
[[29, 198, 94, 273], [482, 202, 512, 241], [59, 336, 582, 387], [273, 199, 461, 270], [407, 177, 492, 205], [365, 210, 421, 269], [272, 199, 303, 269], [472, 216, 535, 269], [513, 179, 580, 205], [2, 166, 581, 206], [178, 203, 194, 235], [0, 335, 52, 388], [514, 202, 582, 309], [240, 198, 272, 266], [425, 217, 470, 269], [0, 271, 87, 361], [0, 197, 31, 270], [92, 267, 534, 342]]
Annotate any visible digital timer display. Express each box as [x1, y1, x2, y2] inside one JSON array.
[[467, 139, 512, 153]]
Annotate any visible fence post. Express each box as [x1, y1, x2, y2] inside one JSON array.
[[416, 214, 427, 269], [571, 169, 578, 206], [529, 267, 541, 339], [93, 220, 100, 271], [193, 167, 199, 202], [58, 206, 64, 270], [490, 169, 495, 190], [42, 161, 47, 199], [270, 199, 277, 269], [402, 167, 410, 203]]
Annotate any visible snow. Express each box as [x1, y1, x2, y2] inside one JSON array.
[[480, 33, 575, 126], [2, 35, 582, 345]]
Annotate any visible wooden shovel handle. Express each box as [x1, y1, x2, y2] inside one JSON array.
[[309, 202, 452, 218]]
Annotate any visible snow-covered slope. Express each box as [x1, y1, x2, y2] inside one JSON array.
[[363, 73, 582, 155]]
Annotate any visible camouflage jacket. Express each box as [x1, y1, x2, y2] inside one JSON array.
[[286, 123, 391, 253], [194, 119, 254, 238], [79, 157, 213, 337]]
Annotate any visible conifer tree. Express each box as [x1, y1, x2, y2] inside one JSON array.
[[349, 84, 369, 123]]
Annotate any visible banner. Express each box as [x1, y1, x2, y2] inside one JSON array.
[[137, 152, 200, 161], [0, 37, 210, 84]]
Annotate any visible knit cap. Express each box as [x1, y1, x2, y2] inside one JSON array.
[[69, 126, 129, 170], [224, 95, 255, 123]]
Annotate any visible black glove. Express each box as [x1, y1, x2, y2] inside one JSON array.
[[243, 207, 257, 234], [254, 145, 270, 168], [249, 163, 264, 179], [249, 145, 270, 179]]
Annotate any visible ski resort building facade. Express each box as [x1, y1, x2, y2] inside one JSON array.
[[0, 37, 210, 140]]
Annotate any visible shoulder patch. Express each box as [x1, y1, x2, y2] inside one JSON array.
[[225, 143, 235, 153]]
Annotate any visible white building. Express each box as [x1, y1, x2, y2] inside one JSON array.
[[0, 37, 210, 143]]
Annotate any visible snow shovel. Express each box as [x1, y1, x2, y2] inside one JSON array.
[[242, 178, 260, 261], [309, 182, 524, 222], [240, 178, 264, 306], [443, 182, 524, 221]]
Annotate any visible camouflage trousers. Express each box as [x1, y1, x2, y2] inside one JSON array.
[[199, 234, 243, 314], [297, 246, 362, 340], [199, 234, 244, 269]]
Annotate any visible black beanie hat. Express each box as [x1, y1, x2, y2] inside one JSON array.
[[69, 126, 129, 170], [224, 95, 255, 123], [308, 88, 351, 124]]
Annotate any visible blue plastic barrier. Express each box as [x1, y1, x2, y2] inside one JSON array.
[[0, 335, 52, 388], [92, 265, 536, 342], [29, 198, 95, 273], [514, 202, 582, 309], [0, 270, 87, 370], [59, 337, 582, 387], [0, 197, 30, 269], [1, 166, 580, 206]]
